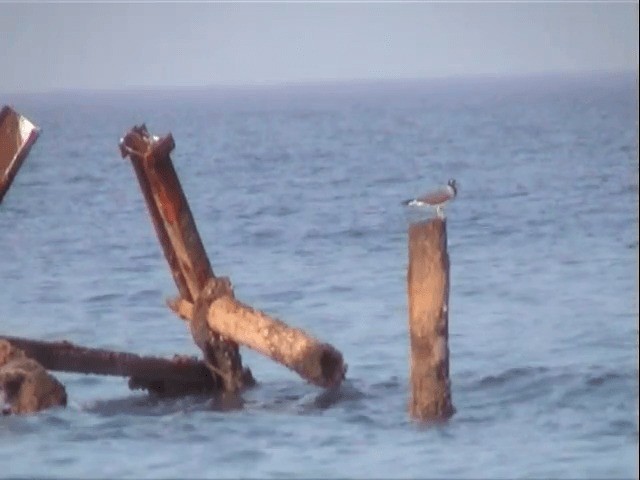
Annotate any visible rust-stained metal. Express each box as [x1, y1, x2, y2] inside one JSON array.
[[1, 335, 217, 396], [1, 339, 67, 415], [0, 105, 40, 204], [119, 125, 214, 301], [119, 125, 190, 300], [119, 125, 246, 392]]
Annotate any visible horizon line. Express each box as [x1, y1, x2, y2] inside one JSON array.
[[2, 68, 636, 97]]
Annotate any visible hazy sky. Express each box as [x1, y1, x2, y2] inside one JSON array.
[[0, 2, 637, 93]]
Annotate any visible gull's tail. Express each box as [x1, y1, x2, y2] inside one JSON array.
[[402, 198, 423, 207]]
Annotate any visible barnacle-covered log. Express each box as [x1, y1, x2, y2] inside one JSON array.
[[169, 278, 346, 389]]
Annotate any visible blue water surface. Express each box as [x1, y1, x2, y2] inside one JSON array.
[[1, 72, 637, 478]]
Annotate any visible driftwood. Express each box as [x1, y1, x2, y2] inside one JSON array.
[[0, 340, 67, 414], [407, 218, 455, 420], [0, 335, 216, 396], [0, 105, 40, 203], [119, 125, 248, 392], [169, 278, 346, 389]]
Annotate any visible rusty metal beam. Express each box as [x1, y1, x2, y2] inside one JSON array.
[[119, 125, 245, 392], [0, 105, 40, 204], [119, 126, 214, 301], [119, 125, 190, 300], [0, 335, 216, 396]]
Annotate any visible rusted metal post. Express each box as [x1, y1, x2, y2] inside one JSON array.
[[0, 105, 40, 204], [407, 218, 455, 420], [1, 335, 216, 396], [119, 127, 213, 301], [1, 340, 67, 415], [119, 125, 247, 392], [119, 126, 190, 300]]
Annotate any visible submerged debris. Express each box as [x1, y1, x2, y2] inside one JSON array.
[[0, 340, 67, 415]]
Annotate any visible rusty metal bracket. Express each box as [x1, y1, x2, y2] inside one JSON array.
[[0, 105, 40, 204]]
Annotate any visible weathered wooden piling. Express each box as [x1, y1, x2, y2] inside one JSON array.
[[0, 105, 40, 203], [407, 218, 454, 420]]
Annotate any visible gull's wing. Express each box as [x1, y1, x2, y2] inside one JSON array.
[[415, 186, 453, 205]]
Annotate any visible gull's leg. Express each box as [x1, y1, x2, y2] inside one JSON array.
[[436, 205, 443, 218]]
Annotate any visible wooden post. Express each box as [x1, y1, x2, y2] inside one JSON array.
[[0, 105, 40, 204], [407, 218, 454, 420], [119, 125, 247, 392]]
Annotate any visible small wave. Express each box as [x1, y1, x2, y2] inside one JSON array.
[[469, 365, 575, 408], [67, 172, 103, 185], [42, 413, 72, 428], [344, 412, 377, 426], [128, 251, 159, 262], [370, 376, 402, 392], [470, 364, 637, 419], [126, 288, 162, 304], [477, 366, 550, 388], [608, 419, 638, 437], [302, 227, 322, 241], [476, 365, 636, 393], [494, 188, 530, 200], [241, 378, 368, 415], [19, 179, 48, 188], [83, 393, 213, 417], [310, 382, 367, 410], [326, 284, 353, 295], [83, 292, 122, 304], [258, 289, 305, 304], [585, 371, 630, 387], [250, 228, 282, 242], [370, 175, 407, 187], [251, 204, 297, 218], [344, 227, 369, 239]]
